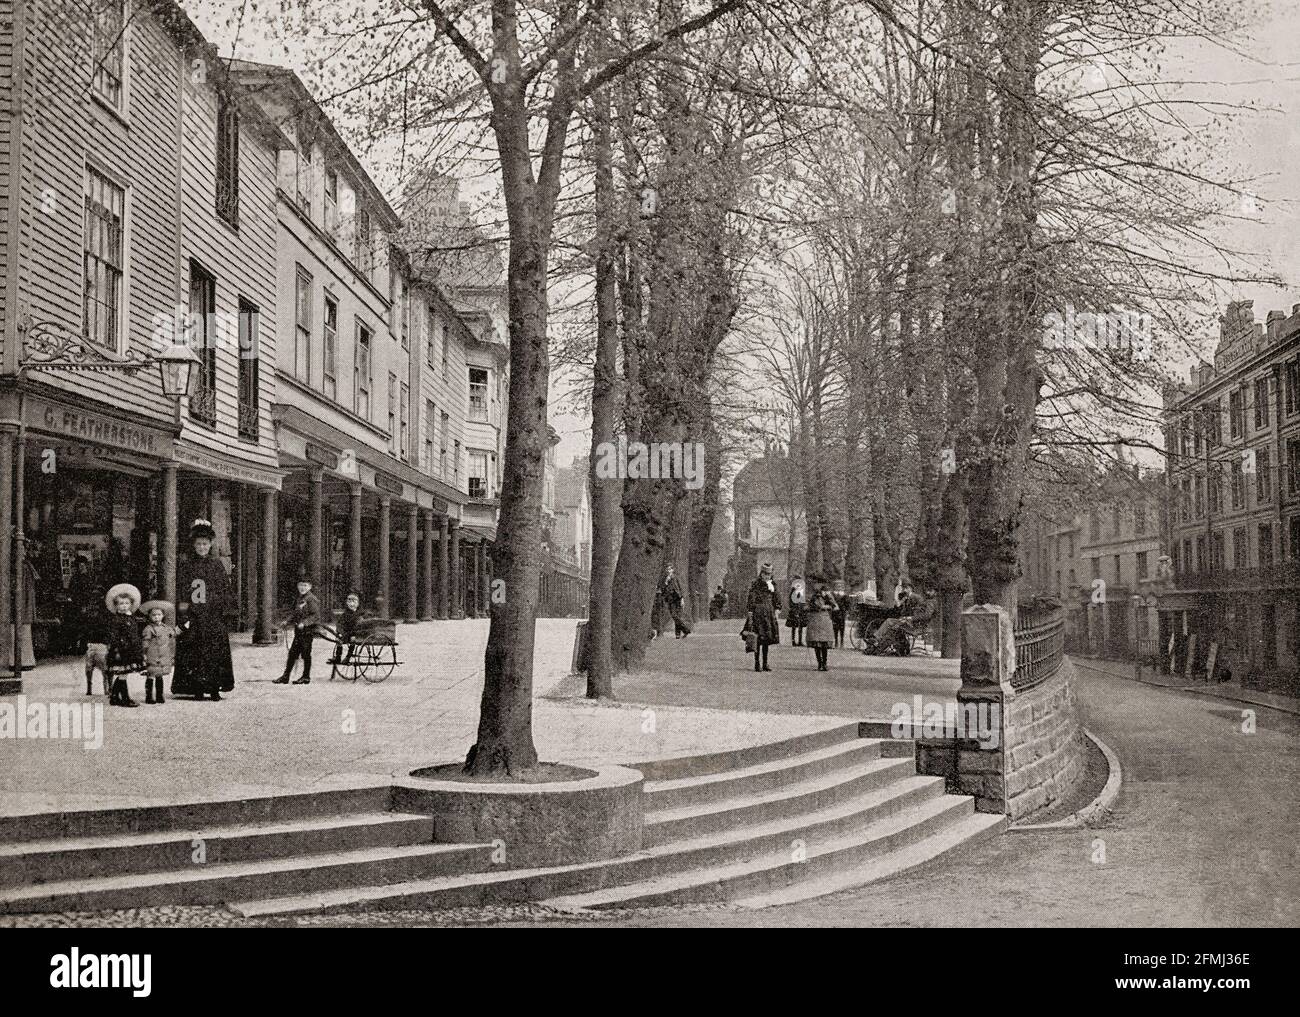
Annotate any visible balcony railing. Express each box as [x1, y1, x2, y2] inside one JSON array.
[[189, 386, 216, 427], [1171, 563, 1300, 591], [237, 399, 259, 442]]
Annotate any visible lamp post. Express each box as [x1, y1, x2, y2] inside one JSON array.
[[7, 319, 199, 691]]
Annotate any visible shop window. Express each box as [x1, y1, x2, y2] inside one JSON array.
[[469, 367, 489, 421], [91, 0, 125, 109], [323, 295, 338, 400], [83, 166, 125, 351], [216, 91, 240, 227], [237, 300, 259, 442], [187, 262, 217, 427]]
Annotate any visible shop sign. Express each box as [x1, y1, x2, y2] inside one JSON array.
[[305, 444, 338, 470], [172, 444, 283, 490], [26, 399, 172, 457], [431, 499, 448, 514], [374, 472, 404, 497]]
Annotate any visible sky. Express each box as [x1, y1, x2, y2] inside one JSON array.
[[182, 0, 1300, 467]]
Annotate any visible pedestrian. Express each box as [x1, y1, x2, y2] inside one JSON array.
[[830, 578, 847, 648], [139, 601, 178, 706], [745, 562, 781, 672], [659, 566, 691, 638], [275, 571, 321, 685], [332, 590, 366, 668], [103, 583, 143, 708], [805, 577, 836, 671], [709, 585, 728, 620], [172, 519, 235, 701], [786, 575, 807, 646]]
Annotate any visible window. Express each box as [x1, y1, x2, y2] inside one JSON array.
[[237, 300, 259, 442], [1260, 523, 1274, 567], [1111, 506, 1121, 537], [1257, 447, 1272, 503], [1195, 535, 1206, 570], [295, 128, 313, 214], [1233, 527, 1248, 570], [1254, 377, 1269, 429], [441, 328, 448, 374], [453, 440, 461, 484], [1210, 531, 1225, 572], [1207, 399, 1223, 446], [1193, 415, 1202, 455], [424, 401, 435, 471], [216, 91, 240, 227], [1171, 544, 1180, 573], [427, 308, 437, 367], [1180, 478, 1190, 522], [354, 323, 372, 419], [1137, 551, 1149, 580], [387, 372, 398, 453], [83, 166, 125, 350], [91, 0, 125, 108], [324, 170, 338, 236], [294, 268, 311, 382], [1068, 568, 1076, 588], [1292, 517, 1300, 563], [1209, 470, 1222, 514], [1182, 538, 1193, 573], [400, 383, 410, 460], [469, 452, 489, 499], [469, 367, 489, 421], [1229, 388, 1245, 440], [1194, 475, 1204, 518], [1289, 437, 1300, 495], [400, 283, 410, 350], [323, 295, 338, 401], [1134, 505, 1147, 534], [187, 262, 217, 426], [1090, 558, 1101, 580], [1112, 554, 1121, 584], [1090, 513, 1101, 541], [1286, 359, 1300, 417], [440, 411, 449, 477], [1180, 420, 1191, 460], [1230, 459, 1245, 510], [355, 208, 373, 279]]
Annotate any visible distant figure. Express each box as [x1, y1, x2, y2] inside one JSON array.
[[710, 585, 729, 620], [275, 571, 321, 685], [745, 563, 782, 672], [786, 576, 807, 646], [659, 566, 691, 638], [805, 577, 837, 671], [829, 579, 847, 648]]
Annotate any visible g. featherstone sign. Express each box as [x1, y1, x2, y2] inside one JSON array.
[[27, 399, 171, 457]]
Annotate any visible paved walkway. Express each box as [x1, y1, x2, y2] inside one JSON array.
[[0, 619, 849, 816], [1072, 656, 1300, 716]]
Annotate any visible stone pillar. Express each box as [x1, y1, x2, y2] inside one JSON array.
[[405, 505, 419, 623], [437, 517, 450, 619], [421, 508, 435, 621], [448, 517, 461, 618], [308, 467, 323, 588], [955, 605, 1014, 814], [254, 489, 277, 644], [377, 495, 391, 617], [160, 462, 178, 604], [349, 482, 363, 596]]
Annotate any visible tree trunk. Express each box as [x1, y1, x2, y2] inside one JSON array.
[[584, 85, 619, 700]]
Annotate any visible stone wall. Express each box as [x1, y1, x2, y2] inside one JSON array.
[[1002, 658, 1086, 820]]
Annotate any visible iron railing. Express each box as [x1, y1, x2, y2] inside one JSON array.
[[1012, 599, 1065, 692]]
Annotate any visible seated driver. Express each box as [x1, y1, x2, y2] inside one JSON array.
[[874, 580, 931, 646]]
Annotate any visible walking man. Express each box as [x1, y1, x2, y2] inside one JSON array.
[[275, 572, 321, 685], [659, 566, 692, 638]]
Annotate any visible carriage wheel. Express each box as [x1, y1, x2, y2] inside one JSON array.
[[362, 639, 395, 683], [849, 618, 865, 650]]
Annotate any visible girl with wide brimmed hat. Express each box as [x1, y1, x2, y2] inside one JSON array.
[[104, 583, 143, 707]]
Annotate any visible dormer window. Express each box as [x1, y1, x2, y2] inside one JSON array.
[[91, 0, 126, 109]]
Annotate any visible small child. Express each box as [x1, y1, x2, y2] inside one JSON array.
[[104, 583, 143, 708], [140, 600, 178, 705], [275, 573, 320, 685], [336, 591, 364, 656]]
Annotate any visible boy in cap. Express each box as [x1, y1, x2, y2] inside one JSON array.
[[275, 571, 321, 685]]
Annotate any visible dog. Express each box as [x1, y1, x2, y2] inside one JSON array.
[[84, 642, 111, 696]]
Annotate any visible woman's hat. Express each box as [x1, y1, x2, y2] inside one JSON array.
[[760, 563, 773, 576], [189, 518, 216, 541], [104, 583, 142, 613], [140, 599, 175, 624]]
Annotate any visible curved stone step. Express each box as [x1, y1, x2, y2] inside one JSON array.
[[0, 812, 434, 889], [541, 794, 981, 910], [0, 840, 493, 914], [631, 722, 863, 781], [228, 776, 947, 916], [646, 756, 916, 846], [645, 739, 886, 811]]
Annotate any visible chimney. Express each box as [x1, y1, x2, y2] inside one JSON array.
[[1267, 310, 1285, 344]]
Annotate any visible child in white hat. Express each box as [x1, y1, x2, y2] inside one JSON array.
[[104, 583, 143, 708]]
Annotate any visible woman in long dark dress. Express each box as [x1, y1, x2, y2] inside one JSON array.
[[172, 519, 235, 701], [745, 563, 782, 672]]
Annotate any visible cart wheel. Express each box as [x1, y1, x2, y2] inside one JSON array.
[[849, 620, 865, 651], [363, 639, 395, 683]]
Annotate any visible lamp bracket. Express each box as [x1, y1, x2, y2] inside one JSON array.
[[18, 317, 152, 374]]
